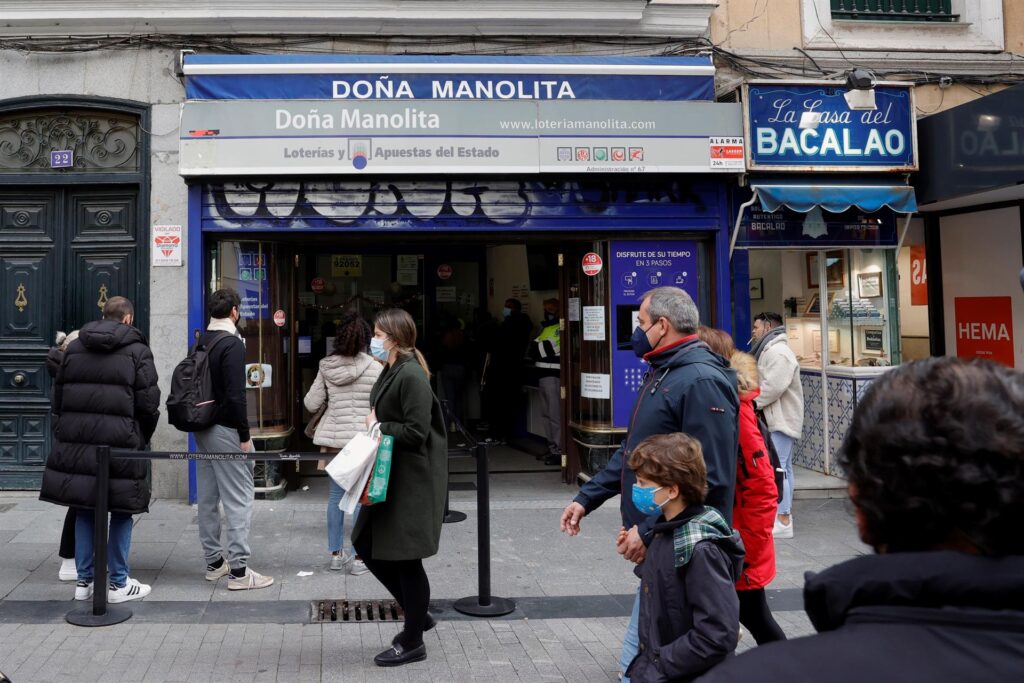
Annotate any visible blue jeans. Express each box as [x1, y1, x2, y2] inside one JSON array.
[[771, 431, 796, 516], [75, 511, 133, 588], [620, 584, 641, 682], [327, 478, 360, 555]]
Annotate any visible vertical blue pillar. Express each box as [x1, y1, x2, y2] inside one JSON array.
[[187, 184, 204, 505]]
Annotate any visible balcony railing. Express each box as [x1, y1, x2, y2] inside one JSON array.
[[830, 0, 959, 22]]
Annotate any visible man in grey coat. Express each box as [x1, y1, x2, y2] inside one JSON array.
[[193, 288, 273, 591], [750, 312, 803, 539]]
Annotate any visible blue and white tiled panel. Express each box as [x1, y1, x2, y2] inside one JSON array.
[[828, 376, 857, 477], [793, 371, 825, 473], [829, 376, 877, 478]]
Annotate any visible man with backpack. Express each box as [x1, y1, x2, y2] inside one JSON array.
[[191, 288, 273, 591], [750, 312, 804, 539]]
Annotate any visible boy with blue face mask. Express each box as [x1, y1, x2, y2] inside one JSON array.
[[622, 433, 744, 682]]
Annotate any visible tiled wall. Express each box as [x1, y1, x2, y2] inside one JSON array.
[[793, 370, 878, 476]]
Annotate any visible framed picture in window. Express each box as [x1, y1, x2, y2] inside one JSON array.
[[806, 251, 846, 289], [857, 271, 882, 298], [749, 278, 764, 300], [860, 327, 885, 356]]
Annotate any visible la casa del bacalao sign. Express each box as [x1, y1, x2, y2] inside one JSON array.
[[743, 81, 917, 172]]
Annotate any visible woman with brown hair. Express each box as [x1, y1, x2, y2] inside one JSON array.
[[303, 311, 381, 574], [355, 308, 448, 667]]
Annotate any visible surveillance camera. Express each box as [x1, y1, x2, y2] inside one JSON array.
[[846, 69, 875, 90]]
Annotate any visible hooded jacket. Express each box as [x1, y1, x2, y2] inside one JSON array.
[[39, 319, 160, 514], [303, 352, 382, 449], [627, 505, 745, 683], [753, 333, 803, 439], [574, 338, 739, 534], [730, 352, 778, 591], [696, 552, 1024, 683]]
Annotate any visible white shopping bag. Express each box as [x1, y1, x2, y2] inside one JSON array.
[[338, 453, 374, 516], [325, 426, 380, 491]]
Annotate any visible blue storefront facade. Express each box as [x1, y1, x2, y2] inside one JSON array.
[[732, 80, 918, 477], [178, 54, 744, 494]]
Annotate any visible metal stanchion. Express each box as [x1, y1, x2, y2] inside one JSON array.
[[443, 489, 467, 524], [441, 399, 468, 524], [453, 442, 515, 617], [66, 446, 133, 627]]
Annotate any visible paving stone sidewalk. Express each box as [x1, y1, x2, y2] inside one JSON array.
[[0, 470, 867, 682]]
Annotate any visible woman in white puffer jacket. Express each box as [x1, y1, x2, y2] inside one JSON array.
[[304, 312, 382, 573]]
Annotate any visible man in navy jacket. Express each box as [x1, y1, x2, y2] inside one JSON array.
[[560, 286, 738, 682]]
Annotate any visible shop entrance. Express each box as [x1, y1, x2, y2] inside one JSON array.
[[206, 235, 580, 493]]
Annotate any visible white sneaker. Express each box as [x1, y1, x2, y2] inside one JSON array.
[[74, 580, 93, 601], [330, 553, 353, 572], [205, 559, 230, 581], [349, 558, 369, 576], [227, 569, 274, 591], [773, 517, 794, 539], [108, 577, 151, 603], [59, 558, 78, 582]]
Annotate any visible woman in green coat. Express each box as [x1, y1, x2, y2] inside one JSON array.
[[354, 308, 448, 667]]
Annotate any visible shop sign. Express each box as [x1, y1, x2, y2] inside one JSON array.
[[709, 137, 745, 170], [183, 55, 715, 103], [437, 264, 453, 280], [582, 253, 603, 276], [237, 248, 269, 320], [331, 254, 362, 277], [273, 309, 286, 327], [180, 98, 742, 175], [954, 296, 1014, 368], [736, 206, 899, 249], [910, 245, 928, 305], [744, 81, 916, 172], [152, 224, 182, 267], [311, 276, 326, 294], [609, 240, 698, 427]]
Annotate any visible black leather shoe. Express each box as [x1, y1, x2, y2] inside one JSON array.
[[391, 612, 437, 646], [374, 642, 426, 667]]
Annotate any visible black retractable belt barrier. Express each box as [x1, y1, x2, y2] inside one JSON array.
[[453, 442, 515, 617], [66, 446, 133, 627], [65, 449, 327, 628]]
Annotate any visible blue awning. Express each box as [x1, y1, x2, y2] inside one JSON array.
[[752, 184, 918, 214]]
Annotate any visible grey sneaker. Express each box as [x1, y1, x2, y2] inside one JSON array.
[[227, 569, 274, 591], [349, 558, 370, 576], [329, 554, 346, 571], [205, 559, 230, 581]]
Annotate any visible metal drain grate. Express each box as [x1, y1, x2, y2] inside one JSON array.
[[311, 599, 405, 623]]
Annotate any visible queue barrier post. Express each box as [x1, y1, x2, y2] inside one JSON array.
[[66, 445, 133, 627], [453, 442, 516, 617]]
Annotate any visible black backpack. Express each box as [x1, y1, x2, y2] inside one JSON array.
[[166, 332, 233, 432]]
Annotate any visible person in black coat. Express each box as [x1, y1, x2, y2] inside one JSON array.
[[560, 286, 739, 683], [39, 297, 160, 604], [625, 433, 744, 683], [698, 357, 1024, 683]]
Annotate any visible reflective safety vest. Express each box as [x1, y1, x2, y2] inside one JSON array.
[[533, 321, 560, 369]]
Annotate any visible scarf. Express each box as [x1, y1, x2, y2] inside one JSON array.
[[750, 325, 786, 361], [672, 507, 734, 568], [207, 317, 241, 338]]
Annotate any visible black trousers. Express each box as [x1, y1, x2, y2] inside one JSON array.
[[738, 588, 787, 645], [59, 508, 77, 559], [354, 522, 431, 649]]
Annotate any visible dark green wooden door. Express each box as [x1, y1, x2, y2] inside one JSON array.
[[0, 186, 142, 488]]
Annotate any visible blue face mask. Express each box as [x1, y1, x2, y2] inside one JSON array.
[[503, 307, 512, 318], [370, 337, 390, 362], [630, 325, 654, 358], [631, 483, 666, 516]]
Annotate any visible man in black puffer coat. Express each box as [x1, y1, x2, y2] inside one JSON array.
[[40, 296, 160, 604]]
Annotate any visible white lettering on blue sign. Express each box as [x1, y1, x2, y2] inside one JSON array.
[[331, 78, 576, 100], [756, 126, 905, 158]]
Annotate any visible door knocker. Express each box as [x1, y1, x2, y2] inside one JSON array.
[[97, 284, 108, 310], [14, 283, 27, 312]]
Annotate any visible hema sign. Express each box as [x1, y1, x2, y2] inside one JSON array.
[[743, 81, 917, 172]]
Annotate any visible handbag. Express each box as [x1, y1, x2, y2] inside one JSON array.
[[359, 433, 394, 506], [303, 374, 329, 439]]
